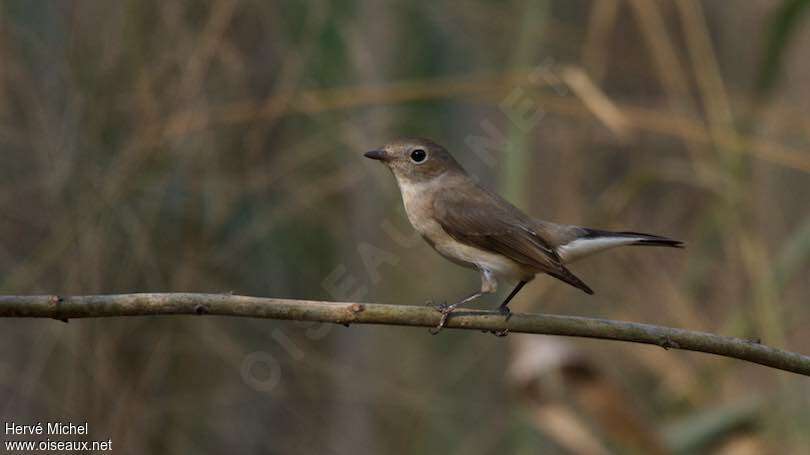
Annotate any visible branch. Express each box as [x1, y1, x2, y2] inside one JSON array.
[[1, 293, 808, 376]]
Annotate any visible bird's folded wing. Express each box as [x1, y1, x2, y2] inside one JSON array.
[[433, 188, 593, 294]]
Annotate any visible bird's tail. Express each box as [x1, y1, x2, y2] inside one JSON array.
[[587, 229, 684, 247], [558, 228, 683, 263]]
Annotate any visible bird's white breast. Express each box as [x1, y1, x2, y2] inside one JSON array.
[[395, 174, 530, 282]]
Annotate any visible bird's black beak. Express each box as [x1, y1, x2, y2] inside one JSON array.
[[364, 149, 387, 161]]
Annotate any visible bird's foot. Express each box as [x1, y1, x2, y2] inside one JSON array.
[[498, 304, 513, 322], [50, 295, 68, 323], [428, 302, 457, 335], [478, 305, 511, 336], [425, 299, 447, 309], [481, 327, 509, 337]]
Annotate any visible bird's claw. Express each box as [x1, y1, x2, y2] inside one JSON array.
[[425, 299, 448, 310], [429, 312, 450, 335], [492, 329, 509, 337], [498, 305, 513, 323], [428, 302, 456, 335]]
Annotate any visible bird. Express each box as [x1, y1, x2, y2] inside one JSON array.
[[364, 138, 683, 334]]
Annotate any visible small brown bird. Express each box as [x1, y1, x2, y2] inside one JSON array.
[[365, 138, 682, 334]]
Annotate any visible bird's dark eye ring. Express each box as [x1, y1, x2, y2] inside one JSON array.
[[410, 149, 427, 163]]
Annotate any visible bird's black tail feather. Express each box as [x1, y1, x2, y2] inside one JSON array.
[[582, 229, 684, 248]]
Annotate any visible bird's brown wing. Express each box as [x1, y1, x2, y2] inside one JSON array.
[[433, 187, 593, 294]]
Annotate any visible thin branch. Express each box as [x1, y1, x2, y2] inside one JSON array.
[[1, 293, 808, 377]]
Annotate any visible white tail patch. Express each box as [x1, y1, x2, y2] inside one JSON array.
[[557, 236, 644, 263]]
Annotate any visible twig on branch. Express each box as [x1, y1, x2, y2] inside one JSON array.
[[1, 293, 808, 376]]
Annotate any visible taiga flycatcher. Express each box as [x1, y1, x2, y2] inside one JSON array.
[[365, 138, 682, 334]]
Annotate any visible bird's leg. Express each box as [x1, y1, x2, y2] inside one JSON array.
[[489, 280, 528, 337], [434, 291, 482, 313], [498, 281, 528, 315], [429, 269, 496, 335]]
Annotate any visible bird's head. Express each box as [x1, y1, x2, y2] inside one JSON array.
[[364, 138, 465, 183]]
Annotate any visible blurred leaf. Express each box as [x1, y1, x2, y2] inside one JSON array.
[[756, 0, 810, 97], [663, 398, 761, 454]]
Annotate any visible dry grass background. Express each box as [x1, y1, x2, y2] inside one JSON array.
[[0, 0, 808, 453]]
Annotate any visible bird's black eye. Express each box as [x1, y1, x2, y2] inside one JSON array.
[[410, 149, 427, 163]]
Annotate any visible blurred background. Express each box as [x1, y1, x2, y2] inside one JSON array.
[[1, 0, 809, 453]]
